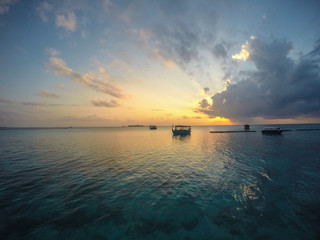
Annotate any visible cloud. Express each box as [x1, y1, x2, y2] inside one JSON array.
[[36, 1, 52, 22], [22, 101, 63, 107], [37, 90, 59, 99], [213, 43, 228, 61], [91, 98, 119, 107], [48, 57, 72, 75], [232, 40, 250, 61], [57, 84, 64, 89], [47, 57, 125, 99], [45, 47, 60, 56], [137, 1, 217, 70], [197, 37, 320, 121], [203, 87, 210, 94], [0, 97, 14, 104], [199, 99, 210, 109], [0, 0, 17, 15], [149, 24, 201, 69], [150, 108, 164, 112], [102, 0, 113, 9], [56, 12, 77, 31]]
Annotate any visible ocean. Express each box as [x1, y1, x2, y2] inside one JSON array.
[[1, 125, 320, 239]]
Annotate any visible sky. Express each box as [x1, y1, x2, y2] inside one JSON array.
[[0, 0, 320, 127]]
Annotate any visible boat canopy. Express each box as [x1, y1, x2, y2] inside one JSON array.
[[263, 127, 281, 130], [172, 125, 191, 130]]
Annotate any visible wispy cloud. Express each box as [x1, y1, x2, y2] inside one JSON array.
[[22, 101, 63, 107], [57, 84, 64, 89], [45, 47, 60, 56], [91, 98, 119, 108], [37, 90, 59, 99], [135, 1, 218, 71], [0, 0, 18, 15], [58, 114, 114, 123], [0, 97, 14, 103], [56, 12, 77, 32], [150, 108, 164, 112], [47, 57, 125, 99], [36, 1, 52, 22]]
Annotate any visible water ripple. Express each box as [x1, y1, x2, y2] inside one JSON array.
[[1, 126, 320, 239]]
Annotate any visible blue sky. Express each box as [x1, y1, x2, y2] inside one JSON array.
[[1, 0, 320, 127]]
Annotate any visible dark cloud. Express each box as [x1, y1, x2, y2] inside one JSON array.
[[145, 1, 217, 70], [156, 0, 188, 17], [203, 87, 210, 94], [151, 23, 200, 69], [307, 39, 320, 60], [199, 99, 210, 109], [212, 43, 228, 60], [197, 37, 320, 121]]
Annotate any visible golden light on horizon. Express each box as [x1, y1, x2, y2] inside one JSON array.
[[209, 116, 231, 124]]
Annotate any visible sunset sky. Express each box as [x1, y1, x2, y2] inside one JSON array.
[[1, 0, 320, 127]]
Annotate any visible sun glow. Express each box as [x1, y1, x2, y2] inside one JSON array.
[[209, 116, 231, 124], [232, 41, 250, 61]]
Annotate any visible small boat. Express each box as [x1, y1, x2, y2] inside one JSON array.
[[172, 125, 191, 135], [149, 125, 157, 130], [261, 127, 283, 134]]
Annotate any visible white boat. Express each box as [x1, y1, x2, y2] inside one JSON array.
[[172, 125, 191, 135], [149, 125, 157, 130], [261, 127, 283, 134]]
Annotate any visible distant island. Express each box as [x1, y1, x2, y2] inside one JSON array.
[[128, 125, 146, 127]]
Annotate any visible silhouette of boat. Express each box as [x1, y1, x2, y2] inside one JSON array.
[[261, 127, 283, 134]]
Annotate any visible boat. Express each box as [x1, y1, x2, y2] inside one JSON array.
[[172, 125, 191, 135], [149, 125, 157, 130], [261, 127, 283, 134]]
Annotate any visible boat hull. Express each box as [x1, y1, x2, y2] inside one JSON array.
[[172, 130, 191, 135], [261, 130, 283, 134]]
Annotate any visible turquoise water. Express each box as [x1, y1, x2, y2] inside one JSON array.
[[1, 125, 320, 239]]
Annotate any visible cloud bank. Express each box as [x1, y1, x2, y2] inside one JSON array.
[[197, 37, 320, 121]]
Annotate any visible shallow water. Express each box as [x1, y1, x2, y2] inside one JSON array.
[[1, 125, 320, 239]]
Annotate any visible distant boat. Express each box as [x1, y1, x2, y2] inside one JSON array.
[[172, 125, 191, 135], [261, 127, 283, 134], [149, 125, 157, 130]]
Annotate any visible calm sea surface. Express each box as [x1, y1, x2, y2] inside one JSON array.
[[1, 125, 320, 239]]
